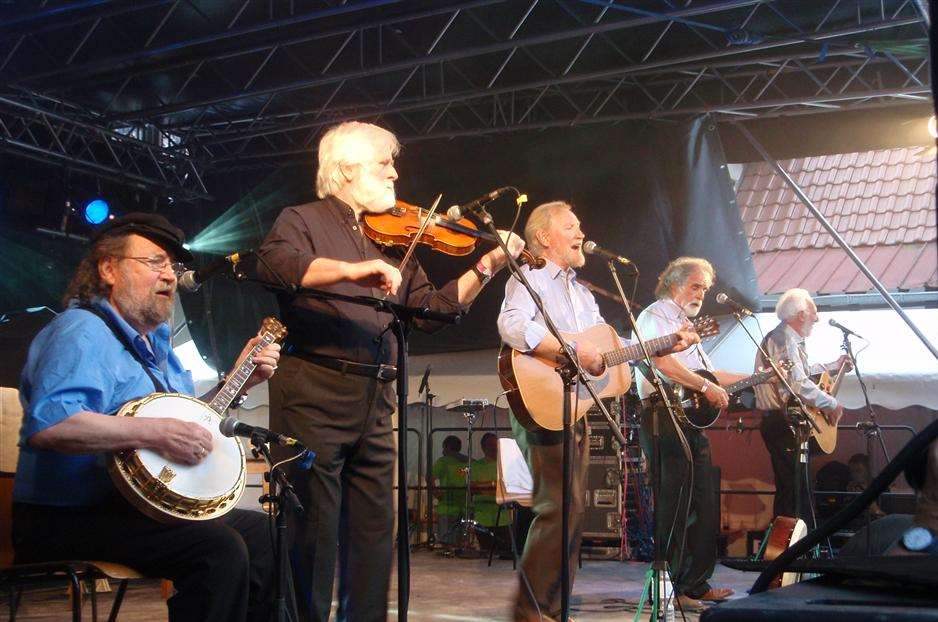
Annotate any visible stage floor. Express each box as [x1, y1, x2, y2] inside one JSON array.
[[3, 550, 754, 621]]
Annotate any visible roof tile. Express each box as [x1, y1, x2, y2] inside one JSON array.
[[739, 147, 937, 296]]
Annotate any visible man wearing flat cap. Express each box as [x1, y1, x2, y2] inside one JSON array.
[[11, 213, 296, 621]]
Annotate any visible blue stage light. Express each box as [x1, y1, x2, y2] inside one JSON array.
[[84, 199, 110, 225]]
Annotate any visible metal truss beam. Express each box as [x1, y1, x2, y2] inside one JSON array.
[[0, 94, 211, 200]]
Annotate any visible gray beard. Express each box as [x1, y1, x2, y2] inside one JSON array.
[[114, 290, 173, 332]]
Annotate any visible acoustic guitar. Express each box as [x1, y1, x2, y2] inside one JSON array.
[[791, 360, 850, 454], [660, 361, 793, 429], [497, 317, 719, 432], [761, 515, 808, 588]]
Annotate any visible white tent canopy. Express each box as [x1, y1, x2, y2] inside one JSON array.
[[706, 308, 938, 411]]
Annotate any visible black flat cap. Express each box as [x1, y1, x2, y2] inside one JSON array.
[[93, 212, 194, 262]]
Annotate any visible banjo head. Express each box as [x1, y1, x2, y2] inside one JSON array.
[[110, 393, 246, 522]]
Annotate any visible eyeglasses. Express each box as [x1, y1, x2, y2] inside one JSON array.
[[117, 255, 187, 276]]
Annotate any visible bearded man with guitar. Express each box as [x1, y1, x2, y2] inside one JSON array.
[[11, 213, 292, 621], [635, 257, 750, 608], [754, 288, 852, 524], [497, 201, 700, 622]]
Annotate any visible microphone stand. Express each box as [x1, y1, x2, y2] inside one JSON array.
[[241, 273, 459, 622], [252, 437, 305, 622], [474, 205, 624, 622], [603, 262, 693, 621], [419, 366, 437, 548], [835, 329, 886, 555]]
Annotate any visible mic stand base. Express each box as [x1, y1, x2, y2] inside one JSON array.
[[252, 440, 301, 622]]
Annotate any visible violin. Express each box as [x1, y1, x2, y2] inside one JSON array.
[[363, 200, 546, 269]]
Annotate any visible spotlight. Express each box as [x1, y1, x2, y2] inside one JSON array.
[[84, 199, 110, 225]]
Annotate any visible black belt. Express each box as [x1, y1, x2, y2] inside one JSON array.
[[288, 349, 398, 382]]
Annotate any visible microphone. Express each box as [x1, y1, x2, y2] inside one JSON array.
[[582, 241, 633, 267], [418, 365, 432, 395], [219, 417, 303, 448], [446, 187, 512, 220], [178, 250, 254, 293], [829, 318, 863, 338], [716, 292, 753, 317]]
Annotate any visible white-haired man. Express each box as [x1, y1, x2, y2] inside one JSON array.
[[257, 121, 524, 622], [635, 257, 747, 607], [498, 202, 698, 622], [755, 288, 850, 523]]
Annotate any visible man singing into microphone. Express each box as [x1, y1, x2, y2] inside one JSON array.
[[754, 288, 851, 523], [256, 121, 524, 622], [635, 257, 747, 608], [498, 202, 698, 621]]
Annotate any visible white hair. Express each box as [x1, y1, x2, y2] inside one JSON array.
[[776, 288, 813, 320], [315, 122, 400, 199], [524, 201, 573, 256], [654, 257, 715, 299]]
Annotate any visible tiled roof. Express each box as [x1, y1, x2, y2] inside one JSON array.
[[737, 147, 937, 296]]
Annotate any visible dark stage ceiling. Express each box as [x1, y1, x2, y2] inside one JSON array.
[[0, 0, 931, 203]]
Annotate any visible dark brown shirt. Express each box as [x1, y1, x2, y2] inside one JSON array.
[[257, 196, 466, 365]]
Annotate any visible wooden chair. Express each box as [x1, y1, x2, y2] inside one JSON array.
[[0, 387, 165, 621]]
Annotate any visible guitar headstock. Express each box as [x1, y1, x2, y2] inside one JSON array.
[[692, 315, 720, 341], [261, 316, 288, 343]]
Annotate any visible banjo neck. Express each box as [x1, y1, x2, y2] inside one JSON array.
[[207, 327, 279, 415]]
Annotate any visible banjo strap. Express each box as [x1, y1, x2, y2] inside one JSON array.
[[80, 304, 168, 394]]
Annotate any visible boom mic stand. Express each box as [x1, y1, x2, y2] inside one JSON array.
[[475, 204, 624, 622], [834, 328, 885, 555], [419, 365, 437, 548], [602, 262, 693, 621], [251, 438, 309, 622]]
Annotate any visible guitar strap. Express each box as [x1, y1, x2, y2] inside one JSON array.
[[79, 304, 168, 394]]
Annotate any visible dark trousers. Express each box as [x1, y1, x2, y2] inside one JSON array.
[[759, 409, 812, 523], [511, 417, 590, 622], [269, 354, 396, 622], [639, 407, 718, 598], [12, 497, 286, 622]]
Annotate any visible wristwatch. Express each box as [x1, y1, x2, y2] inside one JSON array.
[[900, 525, 938, 554], [471, 260, 493, 286]]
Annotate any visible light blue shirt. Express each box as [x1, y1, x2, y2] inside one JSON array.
[[635, 298, 713, 399], [754, 322, 838, 413], [14, 298, 194, 506], [497, 260, 620, 351]]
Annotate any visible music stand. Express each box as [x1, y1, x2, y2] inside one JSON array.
[[444, 398, 492, 556]]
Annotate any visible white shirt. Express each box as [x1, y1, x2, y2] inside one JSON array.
[[634, 297, 713, 399]]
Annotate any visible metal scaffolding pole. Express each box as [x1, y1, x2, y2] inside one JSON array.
[[734, 122, 938, 362]]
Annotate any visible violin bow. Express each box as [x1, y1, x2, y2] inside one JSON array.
[[397, 192, 442, 274]]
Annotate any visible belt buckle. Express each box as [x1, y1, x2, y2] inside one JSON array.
[[377, 364, 397, 381]]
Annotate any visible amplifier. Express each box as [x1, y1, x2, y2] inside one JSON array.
[[584, 399, 623, 539]]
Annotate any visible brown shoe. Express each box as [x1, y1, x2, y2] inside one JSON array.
[[695, 587, 734, 602], [674, 595, 703, 611]]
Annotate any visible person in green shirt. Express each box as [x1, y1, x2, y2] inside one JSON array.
[[472, 433, 512, 556], [433, 435, 468, 545]]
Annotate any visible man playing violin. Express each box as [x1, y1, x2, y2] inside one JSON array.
[[497, 201, 699, 622], [257, 121, 524, 622], [12, 213, 290, 621]]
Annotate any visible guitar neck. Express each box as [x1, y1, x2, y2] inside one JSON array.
[[724, 370, 775, 396], [207, 331, 277, 415], [602, 333, 679, 368]]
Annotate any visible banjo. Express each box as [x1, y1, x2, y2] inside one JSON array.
[[107, 317, 288, 523]]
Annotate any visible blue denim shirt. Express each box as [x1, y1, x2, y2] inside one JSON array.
[[13, 298, 194, 506]]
